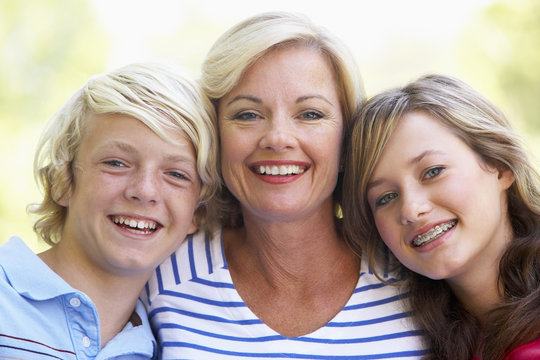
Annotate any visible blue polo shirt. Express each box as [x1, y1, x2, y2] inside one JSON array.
[[0, 236, 157, 359]]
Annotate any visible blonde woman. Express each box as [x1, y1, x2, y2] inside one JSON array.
[[145, 12, 427, 359]]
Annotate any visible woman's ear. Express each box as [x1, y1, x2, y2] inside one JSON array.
[[56, 192, 70, 207]]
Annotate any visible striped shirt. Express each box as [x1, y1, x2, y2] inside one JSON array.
[[143, 229, 428, 359]]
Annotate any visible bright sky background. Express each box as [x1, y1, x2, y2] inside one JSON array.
[[3, 0, 513, 249], [90, 0, 498, 94]]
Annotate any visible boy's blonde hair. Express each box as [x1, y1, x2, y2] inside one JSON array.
[[30, 63, 220, 245]]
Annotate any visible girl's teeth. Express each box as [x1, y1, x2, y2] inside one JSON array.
[[413, 220, 457, 247]]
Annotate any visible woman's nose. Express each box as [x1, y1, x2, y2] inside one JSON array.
[[258, 115, 297, 152]]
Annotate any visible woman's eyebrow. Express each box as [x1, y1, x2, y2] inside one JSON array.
[[226, 95, 262, 106], [297, 94, 333, 105]]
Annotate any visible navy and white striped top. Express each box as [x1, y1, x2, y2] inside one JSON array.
[[143, 229, 428, 359]]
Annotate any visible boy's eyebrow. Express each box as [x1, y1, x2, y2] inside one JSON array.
[[103, 140, 195, 164], [164, 152, 196, 164], [109, 141, 136, 154]]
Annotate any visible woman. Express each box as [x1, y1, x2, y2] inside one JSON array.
[[343, 74, 540, 359], [144, 12, 427, 359]]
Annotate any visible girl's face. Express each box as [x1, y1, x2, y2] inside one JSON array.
[[366, 111, 514, 286]]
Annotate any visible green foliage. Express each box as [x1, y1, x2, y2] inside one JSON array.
[[0, 0, 108, 126], [0, 0, 108, 247], [459, 0, 540, 132]]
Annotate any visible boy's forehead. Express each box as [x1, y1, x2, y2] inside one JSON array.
[[83, 113, 193, 151]]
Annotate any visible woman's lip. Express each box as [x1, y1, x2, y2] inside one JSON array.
[[249, 160, 311, 167], [409, 219, 458, 247]]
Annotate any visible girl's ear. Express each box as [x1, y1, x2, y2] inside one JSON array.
[[497, 167, 515, 191]]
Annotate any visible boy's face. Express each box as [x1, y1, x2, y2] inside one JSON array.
[[59, 113, 200, 278]]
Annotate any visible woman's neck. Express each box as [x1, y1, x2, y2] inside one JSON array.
[[222, 211, 360, 337]]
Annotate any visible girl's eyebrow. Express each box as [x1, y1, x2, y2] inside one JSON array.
[[367, 150, 447, 191], [408, 150, 446, 166]]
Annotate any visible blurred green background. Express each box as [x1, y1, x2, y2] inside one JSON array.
[[1, 0, 539, 251]]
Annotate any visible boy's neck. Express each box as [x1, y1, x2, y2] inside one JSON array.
[[38, 244, 148, 347]]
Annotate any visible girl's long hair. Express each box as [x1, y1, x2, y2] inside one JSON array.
[[342, 74, 540, 359]]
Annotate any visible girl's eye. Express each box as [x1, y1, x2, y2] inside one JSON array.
[[375, 192, 398, 207], [300, 111, 323, 120], [424, 166, 444, 179], [234, 111, 259, 121], [104, 159, 125, 167]]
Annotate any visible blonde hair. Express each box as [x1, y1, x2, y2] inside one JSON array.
[[30, 63, 220, 245], [201, 11, 365, 226]]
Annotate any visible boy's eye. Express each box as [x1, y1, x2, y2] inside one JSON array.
[[424, 166, 444, 179], [168, 171, 190, 181], [104, 159, 125, 167], [375, 192, 398, 207]]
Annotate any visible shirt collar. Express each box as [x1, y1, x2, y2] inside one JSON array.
[[0, 236, 76, 300]]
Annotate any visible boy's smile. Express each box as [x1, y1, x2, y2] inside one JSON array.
[[58, 113, 201, 277]]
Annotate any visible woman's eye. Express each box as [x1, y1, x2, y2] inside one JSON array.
[[234, 111, 259, 121], [301, 111, 323, 120], [424, 166, 444, 179], [375, 192, 398, 207], [104, 159, 125, 167]]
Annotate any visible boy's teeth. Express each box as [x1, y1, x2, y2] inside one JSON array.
[[112, 216, 157, 232]]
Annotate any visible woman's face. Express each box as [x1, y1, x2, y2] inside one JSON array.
[[218, 46, 343, 223], [366, 111, 514, 285]]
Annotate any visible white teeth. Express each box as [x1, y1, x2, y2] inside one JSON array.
[[255, 164, 305, 176], [413, 220, 457, 247], [112, 216, 157, 232]]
